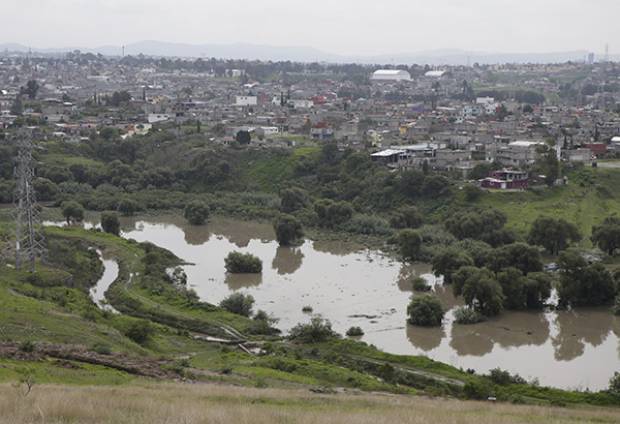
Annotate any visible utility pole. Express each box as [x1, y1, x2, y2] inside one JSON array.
[[13, 130, 46, 273]]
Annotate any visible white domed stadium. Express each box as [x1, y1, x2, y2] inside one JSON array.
[[371, 69, 412, 82]]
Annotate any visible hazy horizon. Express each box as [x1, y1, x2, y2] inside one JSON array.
[[2, 0, 618, 57]]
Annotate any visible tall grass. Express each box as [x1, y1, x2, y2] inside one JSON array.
[[1, 382, 618, 424]]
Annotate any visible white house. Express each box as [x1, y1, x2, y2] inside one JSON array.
[[235, 96, 258, 107], [148, 113, 171, 124], [476, 97, 499, 115]]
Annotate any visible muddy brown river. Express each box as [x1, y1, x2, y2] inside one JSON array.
[[54, 215, 620, 390]]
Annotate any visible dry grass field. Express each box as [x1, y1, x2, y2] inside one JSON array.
[[1, 382, 619, 424]]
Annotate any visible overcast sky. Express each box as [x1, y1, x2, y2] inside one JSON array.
[[2, 0, 618, 55]]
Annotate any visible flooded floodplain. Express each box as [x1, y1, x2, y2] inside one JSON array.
[[62, 216, 620, 390]]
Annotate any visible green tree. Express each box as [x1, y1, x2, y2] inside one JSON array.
[[489, 242, 543, 274], [528, 216, 581, 255], [431, 248, 474, 284], [235, 130, 251, 144], [389, 205, 423, 229], [497, 267, 528, 310], [396, 229, 422, 261], [592, 216, 620, 256], [225, 252, 263, 273], [557, 250, 615, 307], [280, 187, 310, 213], [10, 95, 23, 115], [534, 146, 560, 187], [453, 266, 504, 316], [33, 178, 58, 201], [407, 294, 444, 327], [274, 214, 304, 246], [184, 201, 210, 225], [23, 79, 40, 100], [523, 272, 552, 309], [100, 212, 120, 236], [61, 201, 84, 224]]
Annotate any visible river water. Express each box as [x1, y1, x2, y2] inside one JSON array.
[[55, 215, 620, 390]]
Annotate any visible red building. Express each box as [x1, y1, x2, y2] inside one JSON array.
[[480, 169, 529, 190], [584, 143, 607, 157]]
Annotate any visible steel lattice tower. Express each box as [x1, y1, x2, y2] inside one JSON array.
[[13, 130, 46, 273]]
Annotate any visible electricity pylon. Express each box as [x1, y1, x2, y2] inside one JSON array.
[[13, 130, 46, 273]]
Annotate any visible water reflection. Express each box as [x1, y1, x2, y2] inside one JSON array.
[[183, 224, 212, 246], [312, 239, 363, 256], [406, 323, 444, 352], [224, 272, 263, 290], [552, 309, 614, 361], [272, 246, 305, 275]]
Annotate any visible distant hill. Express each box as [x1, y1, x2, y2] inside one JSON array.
[[1, 40, 618, 65]]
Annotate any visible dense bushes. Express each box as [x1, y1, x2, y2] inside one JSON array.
[[407, 294, 444, 327], [100, 212, 120, 236], [184, 201, 210, 225], [396, 229, 422, 260], [592, 216, 620, 256], [280, 187, 310, 213], [453, 306, 486, 324], [123, 319, 155, 345], [557, 250, 616, 307], [224, 252, 263, 273], [219, 293, 255, 317], [274, 214, 304, 246], [289, 316, 338, 343], [314, 199, 354, 227]]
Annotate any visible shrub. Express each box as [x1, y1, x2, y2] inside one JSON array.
[[219, 293, 255, 317], [280, 187, 310, 213], [118, 198, 139, 216], [274, 214, 304, 246], [19, 340, 36, 353], [250, 310, 280, 335], [61, 201, 84, 224], [302, 305, 313, 313], [389, 206, 423, 229], [488, 368, 526, 386], [397, 229, 422, 261], [314, 199, 354, 227], [346, 326, 364, 337], [453, 306, 486, 324], [407, 294, 444, 327], [463, 380, 491, 400], [289, 316, 338, 343], [345, 214, 391, 236], [124, 319, 154, 345], [463, 184, 483, 202], [609, 372, 620, 394], [184, 201, 210, 225], [100, 212, 120, 236], [224, 252, 262, 273], [92, 343, 112, 355], [412, 276, 430, 292]]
